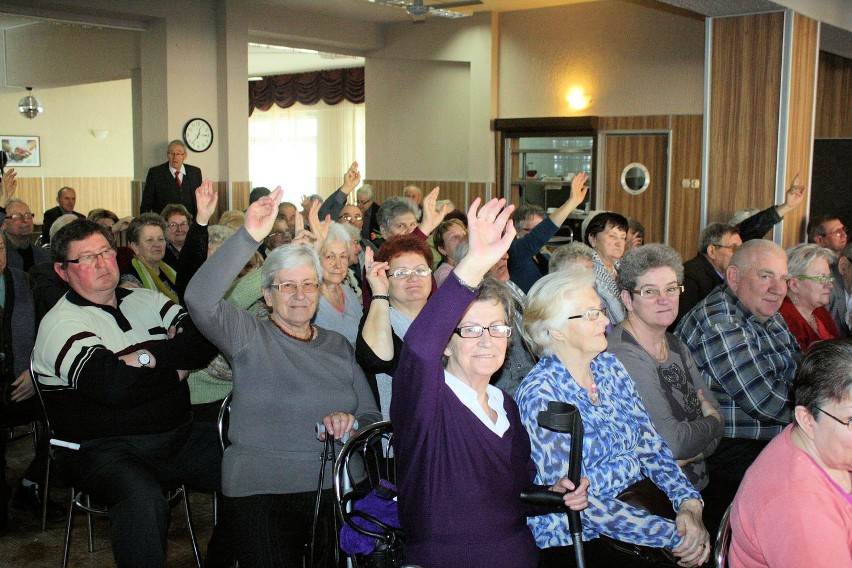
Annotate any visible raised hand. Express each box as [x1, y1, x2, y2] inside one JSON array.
[[246, 186, 283, 242], [418, 186, 451, 236], [306, 198, 331, 247], [569, 171, 589, 206], [1, 168, 17, 204], [341, 161, 361, 194], [453, 198, 516, 287], [363, 247, 390, 295], [194, 179, 218, 225]]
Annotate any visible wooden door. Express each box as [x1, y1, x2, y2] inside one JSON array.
[[601, 133, 669, 244]]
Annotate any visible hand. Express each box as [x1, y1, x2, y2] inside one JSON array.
[[10, 370, 34, 402], [697, 389, 722, 424], [300, 194, 313, 213], [1, 168, 17, 204], [291, 227, 319, 247], [118, 349, 157, 369], [341, 161, 360, 194], [363, 247, 390, 294], [672, 499, 710, 567], [568, 171, 589, 205], [177, 370, 189, 381], [453, 198, 516, 287], [676, 453, 704, 467], [194, 180, 218, 225], [320, 411, 356, 441], [306, 198, 330, 247], [167, 325, 184, 339], [550, 476, 590, 511], [784, 184, 805, 209], [417, 186, 450, 236], [246, 186, 284, 241], [113, 216, 133, 233]]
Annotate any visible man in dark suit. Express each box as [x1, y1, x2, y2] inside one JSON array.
[[356, 184, 381, 241], [140, 140, 202, 217], [673, 222, 742, 329], [41, 186, 85, 244]]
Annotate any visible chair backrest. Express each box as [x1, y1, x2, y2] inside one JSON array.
[[333, 421, 395, 503], [28, 352, 54, 440], [714, 502, 734, 568], [217, 392, 232, 451]]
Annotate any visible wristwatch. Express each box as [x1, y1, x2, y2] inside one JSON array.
[[137, 351, 151, 367]]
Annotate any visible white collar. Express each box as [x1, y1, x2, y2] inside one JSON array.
[[169, 165, 186, 176], [444, 370, 510, 437]]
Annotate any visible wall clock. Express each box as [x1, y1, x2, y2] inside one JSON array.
[[183, 118, 213, 152]]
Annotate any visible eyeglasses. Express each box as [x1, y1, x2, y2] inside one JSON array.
[[632, 285, 684, 299], [7, 213, 35, 221], [339, 214, 363, 222], [713, 243, 740, 252], [66, 248, 118, 266], [270, 282, 320, 294], [168, 221, 189, 229], [454, 325, 513, 338], [795, 275, 835, 285], [822, 228, 848, 238], [388, 267, 432, 279], [167, 151, 186, 157], [566, 307, 608, 321], [815, 407, 852, 432]]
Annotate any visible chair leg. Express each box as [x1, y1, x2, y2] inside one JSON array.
[[41, 453, 51, 531], [62, 487, 75, 568], [85, 493, 95, 553], [181, 486, 203, 568]]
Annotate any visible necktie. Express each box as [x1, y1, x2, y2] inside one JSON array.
[[175, 171, 182, 188]]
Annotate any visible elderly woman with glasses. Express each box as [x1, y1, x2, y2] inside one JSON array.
[[185, 186, 380, 566], [517, 266, 711, 567], [387, 198, 589, 568], [314, 222, 363, 346], [356, 234, 434, 418], [730, 339, 852, 566], [780, 243, 839, 352], [120, 213, 179, 304]]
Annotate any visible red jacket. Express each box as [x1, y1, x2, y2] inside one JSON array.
[[779, 296, 838, 352]]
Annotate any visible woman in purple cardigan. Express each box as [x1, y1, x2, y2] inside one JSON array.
[[368, 197, 589, 567]]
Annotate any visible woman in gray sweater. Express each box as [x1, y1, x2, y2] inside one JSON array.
[[185, 185, 381, 567]]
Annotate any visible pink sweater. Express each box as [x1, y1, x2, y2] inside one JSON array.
[[730, 424, 852, 567]]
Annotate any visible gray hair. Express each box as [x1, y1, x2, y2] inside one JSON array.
[[550, 242, 595, 272], [729, 208, 760, 226], [698, 223, 739, 256], [357, 184, 374, 199], [617, 244, 684, 292], [261, 243, 323, 290], [522, 266, 597, 357], [321, 222, 352, 255], [442, 276, 515, 367], [377, 196, 418, 231], [512, 204, 546, 226], [786, 243, 836, 278], [167, 139, 186, 151], [207, 225, 235, 250], [341, 222, 361, 243], [127, 213, 167, 244], [49, 214, 82, 240]]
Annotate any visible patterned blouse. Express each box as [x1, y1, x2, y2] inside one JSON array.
[[516, 351, 701, 549]]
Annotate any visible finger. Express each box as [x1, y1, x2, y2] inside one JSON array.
[[465, 197, 483, 221]]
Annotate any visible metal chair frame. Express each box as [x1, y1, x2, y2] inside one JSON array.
[[714, 502, 733, 568]]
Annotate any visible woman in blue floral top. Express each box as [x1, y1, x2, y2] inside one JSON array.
[[517, 267, 711, 567]]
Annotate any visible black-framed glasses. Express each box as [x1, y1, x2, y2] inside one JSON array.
[[795, 275, 835, 285], [454, 325, 513, 338], [339, 214, 363, 222], [66, 248, 118, 266], [270, 282, 320, 294], [713, 243, 740, 252], [632, 285, 684, 299], [388, 267, 432, 279], [7, 213, 35, 221], [815, 407, 852, 431], [566, 307, 608, 321]]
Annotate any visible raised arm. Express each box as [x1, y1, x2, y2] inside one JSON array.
[[318, 161, 360, 221], [417, 186, 451, 236]]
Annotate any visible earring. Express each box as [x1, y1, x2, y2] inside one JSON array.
[[792, 295, 798, 305]]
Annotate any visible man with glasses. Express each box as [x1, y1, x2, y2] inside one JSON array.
[[808, 214, 850, 336], [676, 239, 801, 500], [2, 199, 49, 272], [835, 242, 852, 337], [140, 140, 202, 217], [41, 186, 85, 245], [32, 219, 227, 566], [675, 223, 743, 328]]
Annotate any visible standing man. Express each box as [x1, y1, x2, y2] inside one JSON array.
[[676, 240, 800, 496], [32, 219, 226, 566], [141, 140, 202, 217], [808, 214, 849, 335], [41, 187, 86, 244], [2, 199, 49, 272], [356, 184, 381, 242]]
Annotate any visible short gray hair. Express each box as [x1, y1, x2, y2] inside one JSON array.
[[786, 243, 835, 278], [698, 223, 738, 256], [321, 222, 352, 255], [550, 242, 595, 272], [617, 244, 684, 292], [207, 225, 235, 250], [49, 214, 81, 240], [127, 213, 167, 244], [167, 139, 186, 151], [261, 243, 323, 289], [357, 184, 374, 199], [522, 266, 597, 357], [377, 197, 418, 231]]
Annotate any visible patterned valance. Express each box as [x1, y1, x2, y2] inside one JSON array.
[[248, 67, 365, 115]]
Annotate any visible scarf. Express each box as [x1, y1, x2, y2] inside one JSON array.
[[131, 257, 179, 304]]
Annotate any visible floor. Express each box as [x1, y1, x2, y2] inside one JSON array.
[[1, 429, 217, 568]]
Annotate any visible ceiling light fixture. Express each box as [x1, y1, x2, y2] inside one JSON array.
[[566, 87, 591, 111], [18, 87, 44, 119]]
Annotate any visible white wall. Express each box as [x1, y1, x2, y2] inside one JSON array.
[[0, 80, 133, 177], [498, 0, 705, 117]]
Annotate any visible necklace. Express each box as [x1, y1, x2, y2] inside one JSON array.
[[623, 319, 668, 362], [588, 381, 599, 405], [270, 317, 315, 343]]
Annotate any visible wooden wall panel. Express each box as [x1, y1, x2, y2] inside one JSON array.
[[368, 180, 472, 213], [815, 51, 852, 138], [43, 177, 132, 219], [597, 116, 669, 131], [12, 178, 45, 218], [668, 115, 703, 258], [230, 181, 252, 214], [708, 13, 783, 225], [783, 13, 819, 248]]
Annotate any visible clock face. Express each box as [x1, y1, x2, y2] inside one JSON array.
[[183, 118, 213, 152]]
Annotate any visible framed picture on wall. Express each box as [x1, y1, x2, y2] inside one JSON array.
[[1, 135, 41, 167]]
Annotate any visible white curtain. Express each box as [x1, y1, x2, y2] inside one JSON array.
[[248, 100, 366, 205]]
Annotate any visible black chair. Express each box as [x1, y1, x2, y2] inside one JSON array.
[[714, 502, 733, 568], [332, 421, 402, 568], [217, 392, 232, 451], [29, 353, 202, 567]]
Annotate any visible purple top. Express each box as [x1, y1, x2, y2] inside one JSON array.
[[391, 273, 541, 567]]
